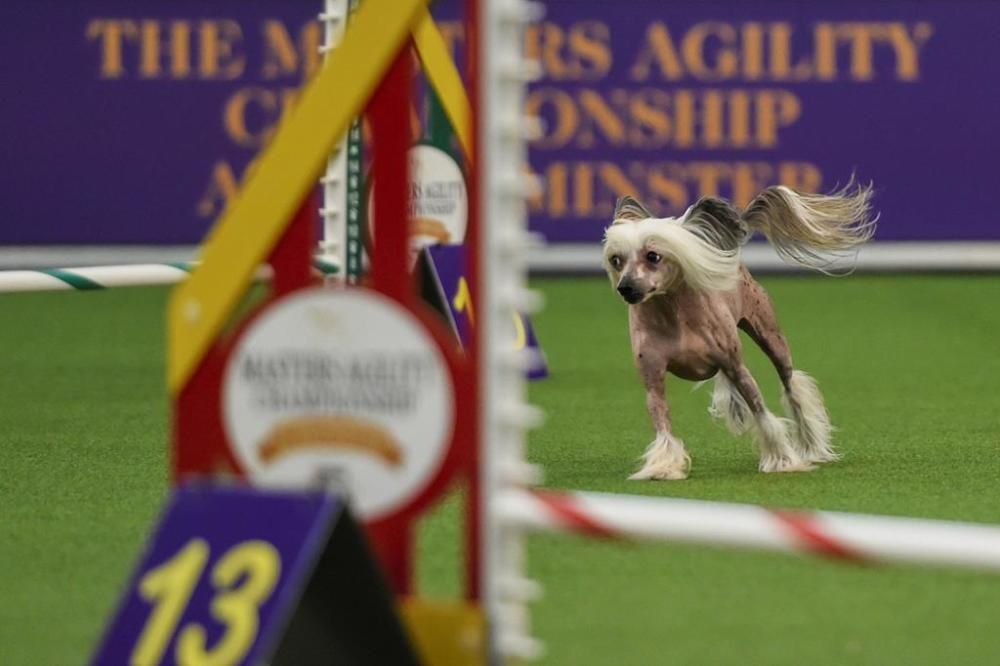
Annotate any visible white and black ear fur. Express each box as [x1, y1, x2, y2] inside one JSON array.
[[613, 195, 653, 223], [682, 197, 749, 251]]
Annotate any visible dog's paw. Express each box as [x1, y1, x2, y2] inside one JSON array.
[[759, 452, 815, 473], [628, 465, 688, 481], [629, 433, 691, 480], [802, 447, 841, 465]]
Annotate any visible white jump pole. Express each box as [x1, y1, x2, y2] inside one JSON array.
[[0, 260, 337, 293], [0, 264, 196, 292], [480, 0, 547, 660], [496, 489, 1000, 573]]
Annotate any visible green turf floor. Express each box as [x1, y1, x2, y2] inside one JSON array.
[[2, 276, 1000, 665]]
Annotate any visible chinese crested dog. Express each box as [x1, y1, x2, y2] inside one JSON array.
[[602, 184, 876, 480]]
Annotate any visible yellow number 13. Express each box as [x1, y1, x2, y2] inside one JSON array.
[[132, 539, 281, 666]]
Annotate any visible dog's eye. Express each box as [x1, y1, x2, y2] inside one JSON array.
[[645, 251, 661, 264], [609, 255, 622, 269]]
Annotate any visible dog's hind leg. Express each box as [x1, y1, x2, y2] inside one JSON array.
[[629, 361, 691, 481], [709, 371, 753, 435], [781, 371, 837, 463], [724, 363, 813, 473], [738, 283, 837, 464]]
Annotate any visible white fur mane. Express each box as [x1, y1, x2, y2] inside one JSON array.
[[604, 216, 741, 292]]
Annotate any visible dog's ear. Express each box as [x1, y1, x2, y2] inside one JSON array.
[[613, 195, 652, 223], [683, 196, 748, 251]]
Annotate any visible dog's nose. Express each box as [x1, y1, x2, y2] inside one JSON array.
[[617, 284, 642, 304]]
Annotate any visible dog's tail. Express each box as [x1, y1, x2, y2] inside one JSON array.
[[742, 181, 876, 274]]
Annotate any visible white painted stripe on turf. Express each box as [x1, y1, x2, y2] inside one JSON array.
[[0, 246, 199, 270], [527, 241, 1000, 273], [2, 242, 1000, 273]]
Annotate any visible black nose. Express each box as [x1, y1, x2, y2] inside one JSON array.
[[617, 284, 642, 304]]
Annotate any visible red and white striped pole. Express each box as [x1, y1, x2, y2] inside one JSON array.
[[496, 489, 1000, 573]]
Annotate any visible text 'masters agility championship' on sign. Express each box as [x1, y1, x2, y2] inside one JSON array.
[[367, 144, 469, 257], [222, 288, 454, 521]]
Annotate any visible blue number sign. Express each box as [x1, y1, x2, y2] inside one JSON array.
[[92, 484, 418, 665], [422, 244, 549, 380]]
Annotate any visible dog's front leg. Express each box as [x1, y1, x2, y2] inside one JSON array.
[[628, 359, 691, 480]]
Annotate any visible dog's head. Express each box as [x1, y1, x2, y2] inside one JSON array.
[[602, 195, 743, 304], [602, 196, 681, 304]]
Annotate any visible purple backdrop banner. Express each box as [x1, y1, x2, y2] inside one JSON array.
[[1, 1, 999, 244], [516, 0, 1000, 242], [0, 1, 319, 244]]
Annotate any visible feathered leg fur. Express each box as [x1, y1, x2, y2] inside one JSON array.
[[725, 365, 812, 473], [629, 432, 691, 481], [709, 372, 752, 435], [782, 370, 837, 463], [710, 366, 834, 467]]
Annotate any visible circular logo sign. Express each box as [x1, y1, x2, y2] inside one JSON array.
[[367, 144, 468, 252], [223, 288, 454, 521]]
